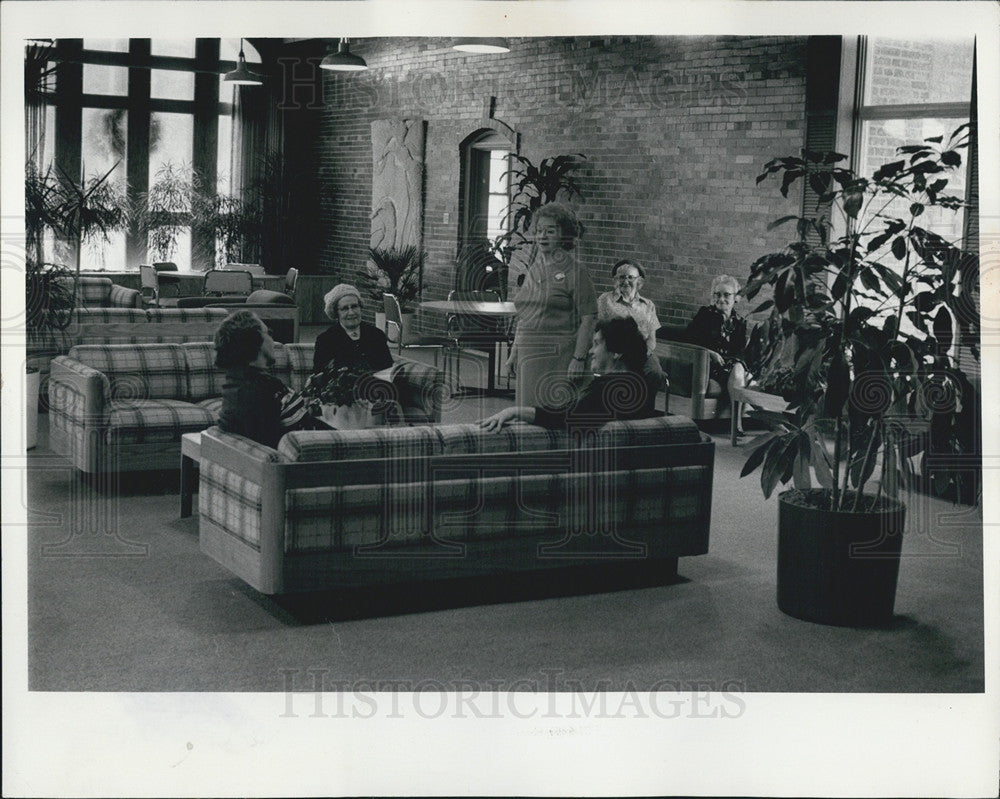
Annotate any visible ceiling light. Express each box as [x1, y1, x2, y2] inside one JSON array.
[[223, 38, 263, 85], [320, 38, 368, 71], [453, 37, 510, 54]]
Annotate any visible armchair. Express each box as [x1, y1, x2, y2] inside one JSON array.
[[653, 338, 728, 420]]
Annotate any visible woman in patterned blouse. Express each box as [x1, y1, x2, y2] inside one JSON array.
[[683, 274, 749, 434]]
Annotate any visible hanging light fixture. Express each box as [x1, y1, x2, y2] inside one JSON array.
[[320, 38, 368, 71], [453, 37, 510, 53], [223, 38, 263, 85]]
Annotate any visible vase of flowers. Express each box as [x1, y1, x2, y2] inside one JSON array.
[[301, 360, 377, 430]]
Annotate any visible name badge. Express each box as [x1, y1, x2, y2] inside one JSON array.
[[554, 272, 565, 282]]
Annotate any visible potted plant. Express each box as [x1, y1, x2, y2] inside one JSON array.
[[490, 152, 586, 291], [300, 360, 380, 430], [358, 245, 423, 334], [741, 124, 977, 626], [24, 259, 76, 446]]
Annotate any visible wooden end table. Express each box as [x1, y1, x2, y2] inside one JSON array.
[[730, 386, 788, 446], [180, 431, 202, 517]]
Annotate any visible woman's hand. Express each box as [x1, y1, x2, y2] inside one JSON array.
[[478, 406, 526, 432], [708, 350, 724, 366], [567, 357, 587, 377], [504, 346, 517, 377]]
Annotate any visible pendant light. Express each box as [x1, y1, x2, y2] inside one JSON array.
[[223, 38, 263, 85], [320, 38, 368, 71], [453, 37, 510, 53]]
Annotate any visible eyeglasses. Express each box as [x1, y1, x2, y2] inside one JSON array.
[[339, 302, 361, 312], [615, 274, 641, 283]]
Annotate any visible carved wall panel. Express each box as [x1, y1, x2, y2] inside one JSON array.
[[370, 118, 426, 252]]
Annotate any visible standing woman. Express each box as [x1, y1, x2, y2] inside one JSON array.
[[506, 202, 597, 408], [312, 283, 393, 375]]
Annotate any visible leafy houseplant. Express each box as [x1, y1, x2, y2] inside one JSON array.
[[742, 125, 977, 625], [358, 245, 423, 314]]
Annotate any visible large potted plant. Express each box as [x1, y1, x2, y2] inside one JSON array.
[[358, 245, 423, 334], [741, 125, 977, 626]]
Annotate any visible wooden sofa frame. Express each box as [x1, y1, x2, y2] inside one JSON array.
[[198, 428, 716, 595]]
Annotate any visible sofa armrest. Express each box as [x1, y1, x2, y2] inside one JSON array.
[[48, 355, 110, 426], [654, 340, 712, 398], [109, 283, 142, 309]]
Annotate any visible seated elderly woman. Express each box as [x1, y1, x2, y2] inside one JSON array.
[[216, 310, 324, 448], [313, 283, 393, 375], [683, 274, 749, 433], [480, 317, 658, 432]]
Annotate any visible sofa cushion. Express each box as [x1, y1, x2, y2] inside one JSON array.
[[69, 343, 188, 400], [108, 283, 142, 308], [197, 396, 223, 418], [278, 424, 443, 463], [144, 307, 229, 342], [435, 422, 572, 455], [596, 415, 702, 447], [246, 289, 294, 304], [183, 342, 228, 401], [108, 399, 216, 444], [76, 276, 112, 306], [284, 344, 313, 391]]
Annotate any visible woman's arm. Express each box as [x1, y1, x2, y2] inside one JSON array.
[[567, 313, 596, 376], [312, 330, 333, 374], [478, 405, 534, 431], [369, 326, 394, 370]]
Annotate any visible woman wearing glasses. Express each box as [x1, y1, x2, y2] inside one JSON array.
[[506, 202, 597, 409], [683, 274, 749, 434], [313, 283, 393, 375]]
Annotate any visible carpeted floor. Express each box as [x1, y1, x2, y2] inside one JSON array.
[[26, 387, 985, 693]]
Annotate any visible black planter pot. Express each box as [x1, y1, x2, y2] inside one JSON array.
[[777, 489, 905, 627]]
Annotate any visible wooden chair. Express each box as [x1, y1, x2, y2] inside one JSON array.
[[383, 293, 450, 370], [284, 267, 299, 300], [152, 261, 181, 299], [139, 264, 160, 307], [224, 262, 265, 276], [653, 338, 729, 420], [203, 269, 253, 299]]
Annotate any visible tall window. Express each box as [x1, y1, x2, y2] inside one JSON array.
[[459, 130, 512, 253], [854, 37, 975, 244], [36, 38, 258, 271]]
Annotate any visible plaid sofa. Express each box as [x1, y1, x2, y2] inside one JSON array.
[[28, 307, 230, 409], [198, 415, 715, 595], [48, 342, 445, 474], [71, 276, 143, 309]]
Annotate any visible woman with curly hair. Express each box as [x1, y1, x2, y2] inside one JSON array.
[[215, 310, 320, 447], [480, 317, 657, 432], [506, 202, 597, 409]]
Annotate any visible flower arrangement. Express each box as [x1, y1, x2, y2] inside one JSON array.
[[301, 361, 372, 411]]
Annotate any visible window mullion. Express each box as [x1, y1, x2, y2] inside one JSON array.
[[125, 39, 151, 269]]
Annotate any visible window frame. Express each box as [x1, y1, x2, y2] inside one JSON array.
[[44, 38, 248, 271]]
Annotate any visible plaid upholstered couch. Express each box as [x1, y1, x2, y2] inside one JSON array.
[[47, 341, 444, 475], [198, 415, 715, 594], [28, 307, 230, 408], [72, 276, 142, 308]]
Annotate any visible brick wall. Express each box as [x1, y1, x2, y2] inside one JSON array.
[[279, 36, 807, 328]]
